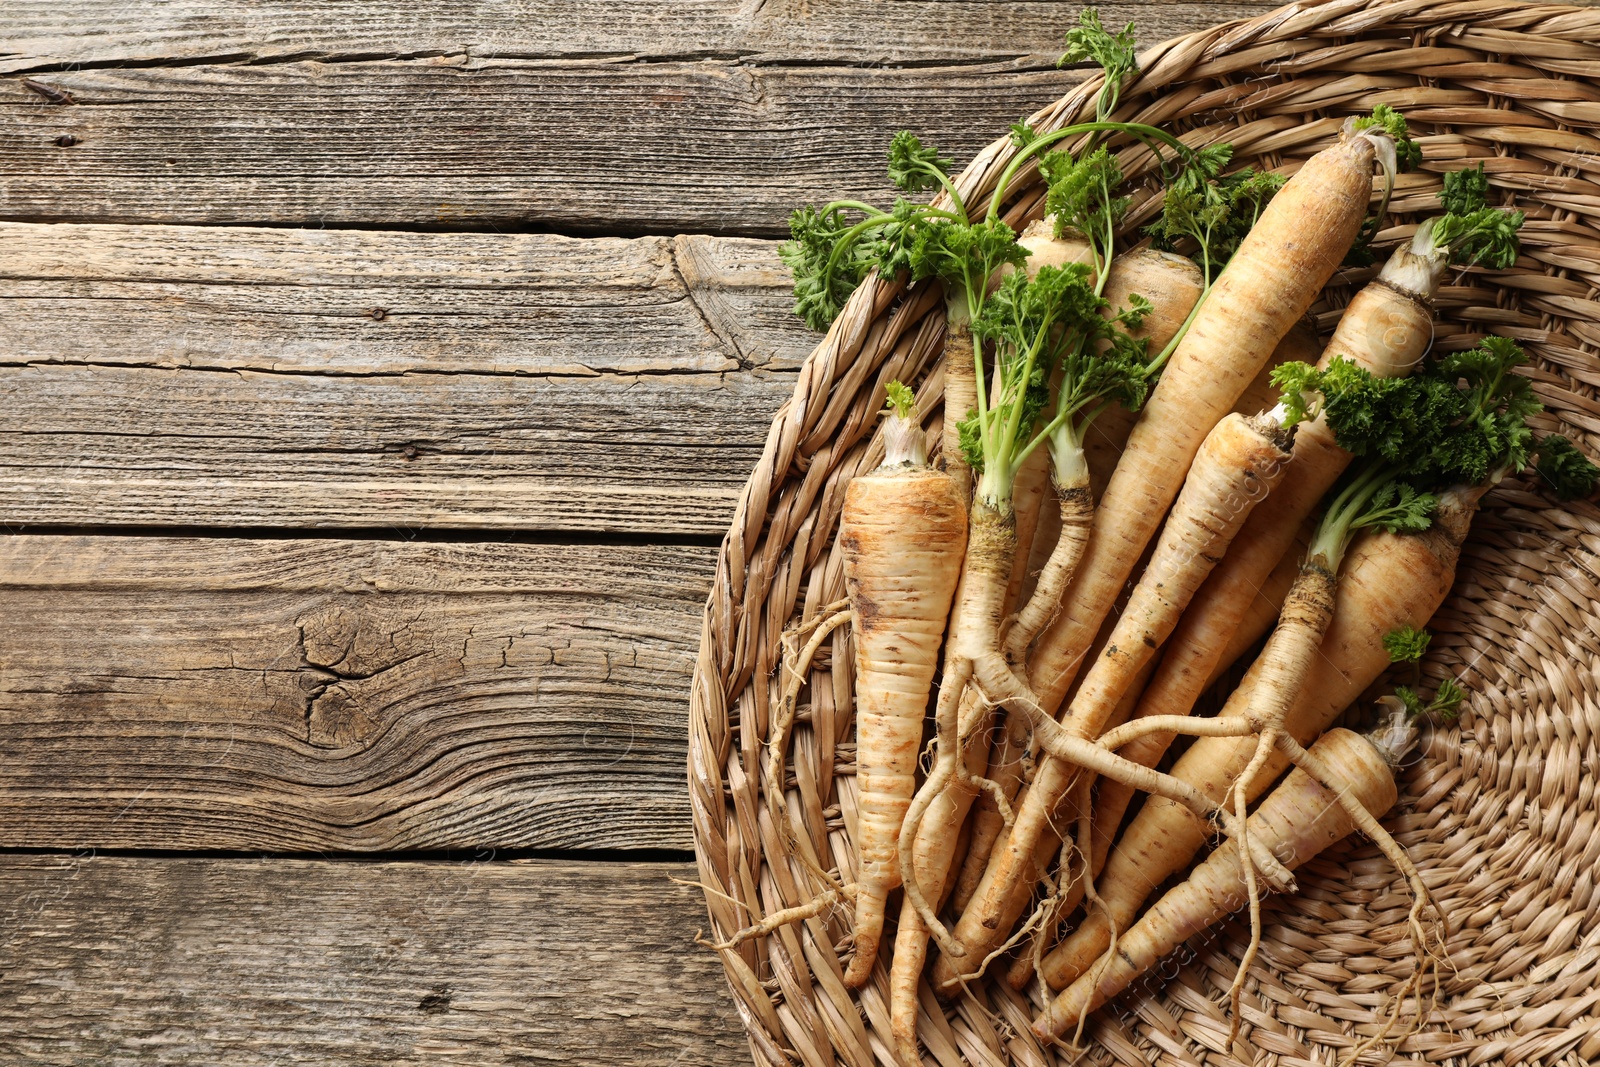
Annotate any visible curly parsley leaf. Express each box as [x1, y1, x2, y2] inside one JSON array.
[[1429, 335, 1540, 482], [1440, 162, 1490, 215], [1273, 356, 1427, 449], [780, 204, 881, 331], [1042, 145, 1129, 244], [1269, 360, 1323, 428], [866, 197, 933, 280], [1353, 103, 1422, 173], [1147, 160, 1285, 280], [1070, 322, 1151, 413], [1384, 625, 1432, 664], [1533, 434, 1600, 500], [1359, 481, 1437, 534], [1060, 8, 1138, 80], [1317, 337, 1539, 487], [1058, 9, 1141, 122], [887, 131, 954, 196], [908, 216, 1027, 294], [1431, 207, 1523, 270], [1396, 678, 1465, 723], [884, 380, 916, 420], [1115, 292, 1153, 331]]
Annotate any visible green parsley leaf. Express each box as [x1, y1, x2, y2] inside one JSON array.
[[1359, 481, 1437, 534], [887, 131, 953, 195], [1440, 162, 1490, 215], [884, 380, 916, 419], [1042, 145, 1129, 244], [1353, 104, 1422, 173], [1533, 434, 1600, 500], [780, 204, 880, 331], [1383, 625, 1431, 664], [1431, 207, 1524, 270], [1060, 8, 1138, 81]]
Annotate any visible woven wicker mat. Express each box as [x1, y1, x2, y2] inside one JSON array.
[[688, 1, 1600, 1064]]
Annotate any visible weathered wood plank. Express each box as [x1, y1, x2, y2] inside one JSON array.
[[1, 361, 783, 532], [0, 59, 1082, 233], [0, 535, 719, 851], [0, 223, 805, 532], [0, 854, 746, 1067], [0, 222, 810, 375], [0, 2, 1275, 70]]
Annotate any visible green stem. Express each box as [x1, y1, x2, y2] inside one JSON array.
[[821, 199, 891, 216], [984, 120, 1191, 223], [998, 330, 1047, 474], [820, 199, 963, 223], [1141, 279, 1209, 379], [1308, 462, 1396, 569], [921, 164, 969, 221], [952, 289, 986, 462], [818, 214, 893, 290], [1086, 170, 1116, 296]]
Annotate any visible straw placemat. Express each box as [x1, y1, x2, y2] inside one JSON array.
[[688, 2, 1600, 1064]]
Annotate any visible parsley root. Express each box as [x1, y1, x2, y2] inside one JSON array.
[[1041, 482, 1483, 990], [839, 385, 968, 987], [1046, 187, 1526, 947], [1034, 714, 1419, 1043], [931, 123, 1404, 994]]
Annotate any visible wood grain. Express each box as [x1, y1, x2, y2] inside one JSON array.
[[0, 854, 747, 1067], [0, 1, 1276, 69], [0, 59, 1080, 233], [0, 535, 722, 851], [0, 223, 810, 375], [0, 223, 805, 533]]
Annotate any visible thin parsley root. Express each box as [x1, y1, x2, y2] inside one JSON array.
[[932, 116, 1408, 994], [1045, 181, 1528, 955], [1034, 711, 1422, 1045], [1039, 485, 1482, 990]]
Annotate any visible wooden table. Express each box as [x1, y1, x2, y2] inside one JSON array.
[[0, 3, 1334, 1063]]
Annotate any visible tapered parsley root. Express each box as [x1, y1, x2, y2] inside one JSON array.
[[891, 238, 1206, 1052], [931, 118, 1404, 994], [1069, 332, 1539, 1020], [1021, 121, 1400, 731], [1034, 712, 1421, 1043], [1039, 485, 1479, 990], [838, 383, 968, 987], [1045, 182, 1527, 948]]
